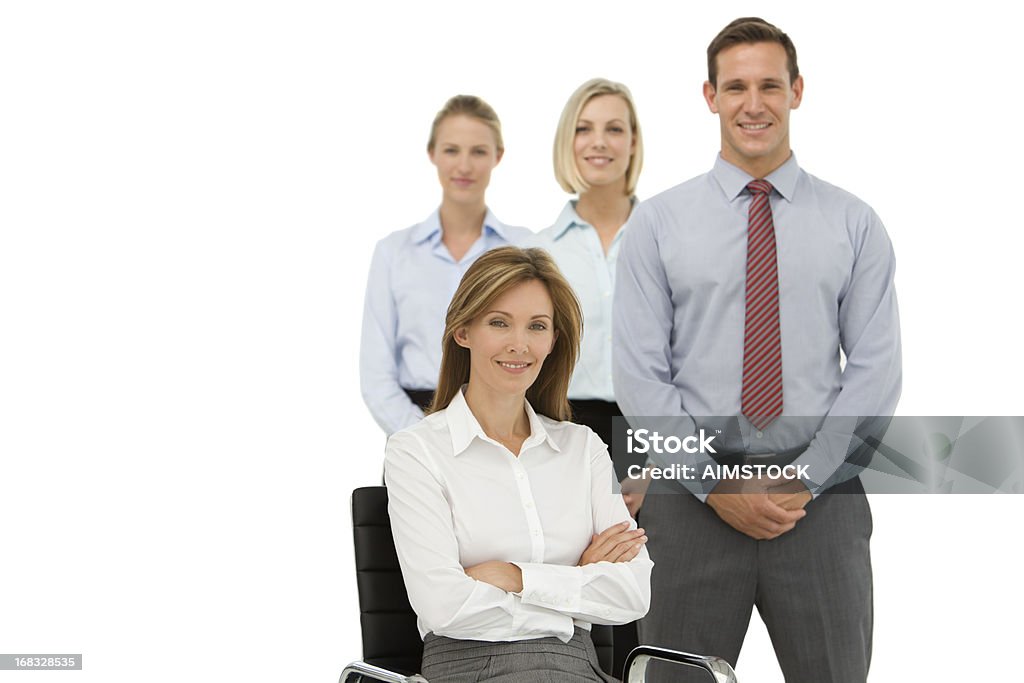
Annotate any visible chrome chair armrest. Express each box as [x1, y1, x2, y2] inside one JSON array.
[[624, 645, 738, 683], [340, 660, 429, 683]]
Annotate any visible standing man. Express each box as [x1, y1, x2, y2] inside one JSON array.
[[613, 17, 901, 682]]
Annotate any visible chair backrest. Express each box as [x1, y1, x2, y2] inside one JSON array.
[[351, 486, 614, 676], [352, 486, 423, 675]]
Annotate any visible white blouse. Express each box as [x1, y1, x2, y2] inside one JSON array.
[[383, 389, 652, 643]]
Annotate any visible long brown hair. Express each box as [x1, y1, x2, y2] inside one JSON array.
[[429, 247, 582, 421]]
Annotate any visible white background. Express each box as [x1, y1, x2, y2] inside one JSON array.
[[2, 1, 1022, 681]]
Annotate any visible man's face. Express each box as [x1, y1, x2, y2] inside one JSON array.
[[703, 41, 803, 178]]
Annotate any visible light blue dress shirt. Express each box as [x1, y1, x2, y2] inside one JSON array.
[[527, 201, 631, 402], [613, 155, 902, 497], [360, 209, 531, 435]]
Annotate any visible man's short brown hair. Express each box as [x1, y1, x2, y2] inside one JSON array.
[[707, 17, 799, 87]]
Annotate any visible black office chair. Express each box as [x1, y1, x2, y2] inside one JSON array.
[[341, 486, 738, 683]]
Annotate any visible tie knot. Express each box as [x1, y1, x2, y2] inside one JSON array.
[[747, 179, 773, 196]]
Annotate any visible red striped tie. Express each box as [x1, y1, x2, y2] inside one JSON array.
[[741, 179, 783, 430]]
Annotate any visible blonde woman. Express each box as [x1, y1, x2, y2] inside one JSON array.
[[530, 78, 644, 485], [527, 78, 646, 678], [360, 95, 531, 435], [385, 247, 651, 682]]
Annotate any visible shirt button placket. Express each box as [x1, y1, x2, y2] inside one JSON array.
[[511, 458, 545, 563]]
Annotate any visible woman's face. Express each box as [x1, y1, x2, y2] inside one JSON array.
[[429, 114, 502, 207], [573, 94, 634, 191], [455, 279, 557, 399]]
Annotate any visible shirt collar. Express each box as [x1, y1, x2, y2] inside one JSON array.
[[411, 208, 509, 245], [446, 386, 561, 456], [711, 153, 801, 202], [410, 210, 443, 244], [550, 198, 637, 241], [550, 201, 585, 241]]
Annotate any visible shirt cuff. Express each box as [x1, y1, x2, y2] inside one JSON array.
[[790, 445, 837, 498], [509, 599, 576, 642], [512, 562, 583, 613]]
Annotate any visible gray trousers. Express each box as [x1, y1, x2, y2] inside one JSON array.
[[638, 477, 872, 683], [421, 626, 617, 682]]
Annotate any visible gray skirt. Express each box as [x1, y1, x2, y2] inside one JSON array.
[[421, 626, 617, 682]]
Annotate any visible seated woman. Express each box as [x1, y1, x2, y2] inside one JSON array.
[[385, 246, 652, 682]]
